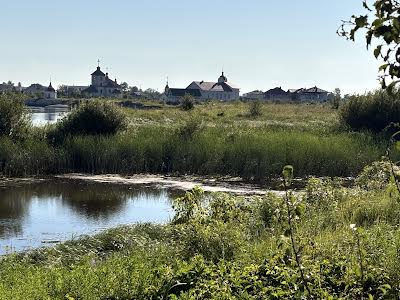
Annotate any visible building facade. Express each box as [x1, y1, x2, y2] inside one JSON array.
[[82, 65, 122, 98], [164, 72, 240, 103], [242, 90, 264, 100], [44, 82, 57, 99], [264, 87, 291, 101], [63, 85, 88, 97], [289, 86, 329, 102]]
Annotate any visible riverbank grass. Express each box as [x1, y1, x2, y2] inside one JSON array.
[[1, 171, 399, 299]]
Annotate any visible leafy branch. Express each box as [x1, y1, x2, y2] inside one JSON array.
[[338, 0, 400, 89]]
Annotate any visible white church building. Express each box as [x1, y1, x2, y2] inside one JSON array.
[[164, 72, 240, 103], [44, 82, 57, 99], [82, 64, 122, 98]]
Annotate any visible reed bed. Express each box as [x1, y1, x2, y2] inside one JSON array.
[[0, 125, 386, 180]]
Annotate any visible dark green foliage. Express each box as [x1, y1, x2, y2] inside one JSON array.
[[339, 89, 400, 132], [0, 92, 30, 139], [49, 101, 127, 143], [180, 94, 194, 111], [339, 0, 400, 88]]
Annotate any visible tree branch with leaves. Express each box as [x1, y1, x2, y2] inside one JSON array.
[[338, 0, 400, 89]]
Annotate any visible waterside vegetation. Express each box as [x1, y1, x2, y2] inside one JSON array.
[[0, 88, 399, 298], [1, 163, 399, 298], [0, 92, 398, 181]]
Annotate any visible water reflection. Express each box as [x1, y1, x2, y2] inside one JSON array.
[[0, 180, 178, 254], [0, 187, 30, 238], [29, 106, 69, 126]]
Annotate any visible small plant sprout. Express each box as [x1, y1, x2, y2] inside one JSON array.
[[281, 165, 311, 296], [350, 223, 365, 284]]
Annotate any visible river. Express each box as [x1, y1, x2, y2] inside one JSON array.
[[29, 105, 70, 126], [0, 179, 177, 255]]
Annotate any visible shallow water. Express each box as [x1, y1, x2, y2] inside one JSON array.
[[0, 180, 177, 254]]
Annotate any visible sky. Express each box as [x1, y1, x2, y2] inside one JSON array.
[[0, 0, 382, 95]]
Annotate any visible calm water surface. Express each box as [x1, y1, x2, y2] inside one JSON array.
[[29, 106, 69, 126], [0, 180, 178, 254]]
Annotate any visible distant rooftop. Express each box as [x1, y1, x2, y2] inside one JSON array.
[[91, 66, 105, 77]]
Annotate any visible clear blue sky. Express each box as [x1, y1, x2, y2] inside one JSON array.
[[0, 0, 380, 94]]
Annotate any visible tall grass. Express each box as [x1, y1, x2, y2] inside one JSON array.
[[62, 126, 385, 179], [0, 125, 388, 180]]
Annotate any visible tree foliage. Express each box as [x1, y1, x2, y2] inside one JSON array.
[[0, 92, 30, 138], [338, 0, 400, 88], [339, 88, 400, 132]]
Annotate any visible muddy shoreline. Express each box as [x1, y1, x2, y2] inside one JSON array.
[[0, 174, 290, 196]]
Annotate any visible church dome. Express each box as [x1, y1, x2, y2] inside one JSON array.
[[46, 82, 55, 92], [91, 66, 105, 76], [218, 72, 227, 83]]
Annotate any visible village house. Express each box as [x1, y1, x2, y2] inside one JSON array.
[[264, 87, 291, 101], [23, 81, 57, 99], [82, 64, 122, 98], [289, 86, 329, 102], [163, 82, 202, 103], [242, 90, 264, 100], [164, 72, 240, 103], [63, 85, 88, 97], [261, 86, 329, 102]]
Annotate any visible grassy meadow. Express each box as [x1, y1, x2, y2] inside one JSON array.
[[0, 100, 394, 181], [0, 96, 400, 298]]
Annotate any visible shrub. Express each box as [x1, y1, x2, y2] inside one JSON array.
[[340, 89, 400, 132], [176, 118, 203, 140], [355, 160, 400, 190], [49, 101, 127, 143], [248, 100, 262, 117], [171, 188, 246, 261], [0, 92, 30, 139], [180, 94, 194, 111]]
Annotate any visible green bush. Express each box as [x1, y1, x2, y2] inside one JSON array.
[[176, 117, 203, 140], [0, 92, 30, 139], [180, 94, 194, 111], [49, 101, 127, 143], [355, 160, 400, 190], [248, 100, 262, 117], [340, 89, 400, 132]]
